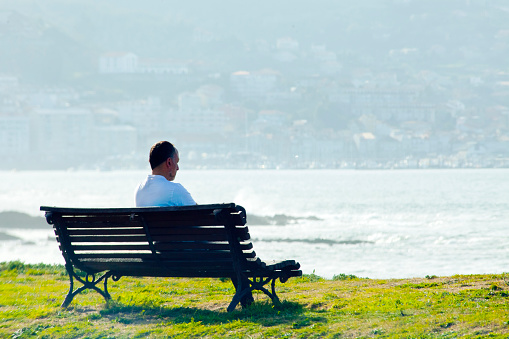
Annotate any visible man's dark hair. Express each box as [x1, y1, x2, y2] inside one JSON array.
[[149, 141, 177, 169]]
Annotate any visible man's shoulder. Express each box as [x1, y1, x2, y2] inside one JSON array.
[[171, 182, 187, 190], [154, 178, 187, 191]]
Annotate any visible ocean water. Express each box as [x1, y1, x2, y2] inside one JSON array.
[[0, 169, 508, 279]]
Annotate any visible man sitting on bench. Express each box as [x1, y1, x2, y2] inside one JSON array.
[[135, 141, 196, 207], [134, 140, 255, 307]]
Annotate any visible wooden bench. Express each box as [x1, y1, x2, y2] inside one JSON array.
[[40, 203, 302, 312]]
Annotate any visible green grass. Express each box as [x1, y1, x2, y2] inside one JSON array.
[[1, 262, 508, 338]]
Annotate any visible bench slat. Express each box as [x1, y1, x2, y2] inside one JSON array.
[[59, 213, 227, 227], [61, 216, 140, 225], [67, 228, 145, 236], [68, 235, 149, 242], [76, 253, 152, 259], [72, 244, 152, 251], [81, 264, 236, 277], [150, 233, 250, 242], [59, 219, 241, 229], [61, 218, 223, 228], [72, 248, 256, 259], [157, 250, 256, 260], [66, 226, 230, 237], [154, 242, 253, 251], [41, 203, 235, 214], [148, 226, 229, 236], [79, 261, 300, 278], [142, 211, 218, 221], [67, 235, 251, 245], [77, 253, 234, 260], [144, 219, 222, 227], [61, 222, 142, 229], [79, 258, 235, 267]]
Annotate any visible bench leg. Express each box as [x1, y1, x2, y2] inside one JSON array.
[[228, 275, 282, 312], [61, 264, 76, 308], [61, 264, 114, 308], [228, 276, 254, 312], [250, 276, 281, 306]]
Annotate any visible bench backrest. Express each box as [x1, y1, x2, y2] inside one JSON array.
[[40, 204, 256, 278]]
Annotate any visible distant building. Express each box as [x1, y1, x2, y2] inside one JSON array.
[[32, 108, 94, 157], [274, 38, 299, 62], [28, 87, 80, 109], [99, 52, 138, 74], [310, 45, 337, 63], [167, 108, 228, 136], [196, 85, 224, 107], [276, 37, 299, 51], [230, 69, 279, 100], [0, 75, 19, 91], [93, 125, 137, 156], [329, 87, 435, 123], [99, 53, 188, 75], [116, 97, 162, 150], [0, 116, 29, 156], [137, 58, 188, 75], [274, 51, 298, 63], [290, 136, 350, 165], [354, 132, 377, 158], [255, 110, 287, 127], [178, 92, 202, 111]]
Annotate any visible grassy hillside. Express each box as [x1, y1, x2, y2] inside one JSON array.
[[1, 262, 508, 338]]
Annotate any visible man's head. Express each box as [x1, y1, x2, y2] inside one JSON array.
[[149, 141, 179, 181]]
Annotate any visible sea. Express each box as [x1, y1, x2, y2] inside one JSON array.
[[0, 169, 508, 279]]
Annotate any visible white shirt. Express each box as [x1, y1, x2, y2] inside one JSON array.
[[135, 175, 196, 207]]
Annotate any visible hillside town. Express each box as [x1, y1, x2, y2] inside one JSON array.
[[1, 1, 509, 170]]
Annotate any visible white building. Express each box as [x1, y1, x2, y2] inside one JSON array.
[[93, 125, 137, 156], [0, 116, 29, 155], [99, 52, 138, 74], [276, 37, 299, 51], [116, 97, 162, 149], [255, 110, 287, 127], [196, 85, 224, 107], [99, 53, 188, 75], [354, 132, 377, 158], [138, 58, 188, 75], [32, 108, 94, 157], [178, 93, 202, 111], [329, 87, 435, 123], [167, 108, 228, 135], [230, 69, 279, 100], [0, 75, 19, 91]]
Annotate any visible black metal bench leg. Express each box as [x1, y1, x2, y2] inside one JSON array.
[[103, 274, 112, 301], [270, 278, 281, 305], [61, 266, 113, 308], [228, 276, 284, 311], [228, 288, 254, 312], [61, 264, 76, 308], [228, 276, 254, 312], [250, 277, 280, 305]]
